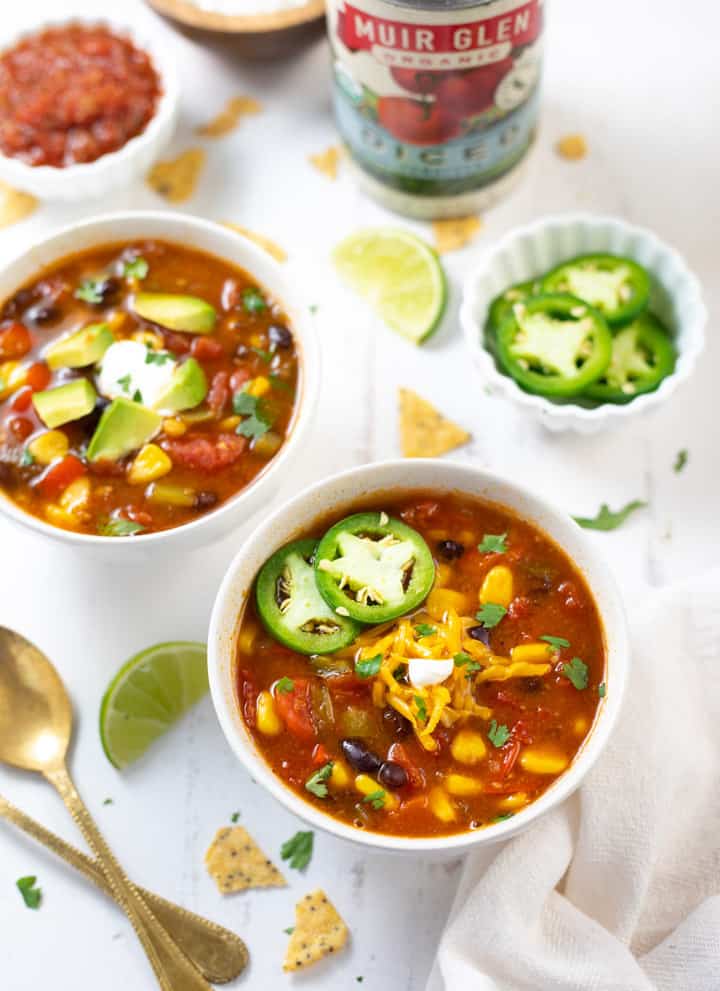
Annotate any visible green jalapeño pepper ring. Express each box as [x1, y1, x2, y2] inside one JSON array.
[[486, 279, 541, 340], [314, 512, 435, 624], [541, 253, 651, 328], [496, 293, 613, 398], [584, 312, 677, 403]]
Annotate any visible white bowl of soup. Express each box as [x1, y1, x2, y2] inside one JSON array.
[[208, 459, 629, 853]]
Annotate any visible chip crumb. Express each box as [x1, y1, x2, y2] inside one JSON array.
[[399, 388, 470, 458], [283, 889, 349, 971], [556, 134, 588, 161], [223, 223, 287, 262], [205, 826, 286, 894], [0, 181, 38, 229], [309, 145, 343, 180], [147, 148, 206, 203], [197, 96, 262, 137], [432, 216, 482, 254]]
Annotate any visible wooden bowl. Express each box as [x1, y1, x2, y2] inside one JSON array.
[[147, 0, 325, 57]]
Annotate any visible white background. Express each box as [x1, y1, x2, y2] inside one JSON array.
[[0, 1, 718, 989]]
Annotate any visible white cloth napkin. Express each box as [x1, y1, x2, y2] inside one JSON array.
[[430, 570, 720, 991]]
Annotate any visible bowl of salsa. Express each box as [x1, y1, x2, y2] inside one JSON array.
[[209, 460, 628, 852], [0, 211, 319, 555], [0, 18, 178, 199]]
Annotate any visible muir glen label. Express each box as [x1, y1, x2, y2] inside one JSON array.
[[327, 0, 544, 217]]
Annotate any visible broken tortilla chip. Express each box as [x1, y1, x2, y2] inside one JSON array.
[[308, 145, 343, 180], [223, 223, 287, 262], [0, 182, 38, 229], [283, 889, 349, 972], [147, 148, 206, 203], [197, 96, 262, 138], [556, 134, 588, 161], [399, 388, 470, 458], [432, 216, 482, 254], [205, 826, 286, 894]]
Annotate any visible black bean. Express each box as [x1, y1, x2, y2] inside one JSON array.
[[524, 677, 543, 693], [195, 491, 219, 511], [341, 738, 382, 774], [268, 324, 292, 349], [467, 625, 491, 646], [437, 539, 464, 561], [235, 344, 249, 360], [76, 395, 110, 432], [381, 706, 411, 737], [2, 288, 35, 319], [26, 302, 60, 325], [378, 760, 408, 789]]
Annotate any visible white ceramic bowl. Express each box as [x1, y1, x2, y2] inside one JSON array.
[[460, 213, 706, 434], [208, 459, 629, 854], [0, 16, 179, 200], [0, 211, 320, 559]]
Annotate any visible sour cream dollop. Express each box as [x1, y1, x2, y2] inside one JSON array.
[[408, 658, 454, 690], [96, 340, 177, 411]]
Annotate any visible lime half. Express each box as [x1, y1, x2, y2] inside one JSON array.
[[100, 641, 208, 769], [333, 228, 447, 343]]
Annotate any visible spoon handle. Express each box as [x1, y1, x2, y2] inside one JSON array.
[[45, 765, 214, 991], [0, 796, 248, 984]]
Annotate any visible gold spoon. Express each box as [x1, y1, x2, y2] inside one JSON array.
[[0, 627, 214, 991], [0, 793, 248, 983]]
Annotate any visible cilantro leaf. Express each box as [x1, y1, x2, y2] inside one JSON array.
[[145, 349, 173, 365], [674, 449, 688, 473], [475, 602, 507, 628], [453, 652, 474, 667], [280, 830, 314, 870], [236, 414, 270, 440], [540, 635, 570, 650], [414, 695, 428, 724], [20, 449, 35, 467], [232, 389, 272, 439], [98, 517, 145, 537], [305, 762, 334, 798], [414, 623, 436, 639], [562, 656, 589, 690], [231, 811, 241, 823], [232, 391, 258, 416], [16, 876, 41, 909], [275, 677, 295, 694], [132, 389, 143, 404], [362, 789, 386, 810], [355, 654, 381, 678], [284, 926, 295, 935], [598, 682, 607, 698], [123, 257, 149, 280], [75, 279, 105, 304], [478, 532, 508, 554], [573, 500, 647, 531], [251, 346, 272, 362], [103, 798, 114, 806], [116, 373, 132, 391], [487, 719, 511, 748], [243, 289, 267, 313], [493, 812, 514, 823]]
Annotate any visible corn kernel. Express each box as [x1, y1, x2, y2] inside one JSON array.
[[250, 333, 264, 347], [511, 642, 553, 664], [132, 329, 164, 349], [329, 761, 351, 790], [498, 792, 529, 811], [458, 529, 476, 545], [428, 786, 456, 823], [519, 748, 569, 776], [28, 430, 69, 466], [246, 375, 271, 398], [219, 415, 241, 431], [128, 444, 173, 486], [446, 773, 483, 797], [426, 588, 470, 621], [354, 774, 399, 810], [479, 565, 514, 608], [107, 311, 131, 333], [44, 505, 80, 530], [371, 680, 386, 708], [256, 690, 282, 736], [573, 716, 589, 736], [60, 477, 90, 514], [237, 624, 257, 656], [0, 361, 26, 398], [434, 563, 452, 588], [162, 417, 187, 437], [450, 729, 487, 765]]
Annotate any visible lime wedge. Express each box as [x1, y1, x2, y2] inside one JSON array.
[[100, 641, 208, 769], [333, 228, 447, 343]]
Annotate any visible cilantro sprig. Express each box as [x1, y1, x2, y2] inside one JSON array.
[[98, 518, 145, 537], [355, 654, 381, 678], [275, 677, 295, 694], [414, 695, 428, 724], [243, 288, 267, 313], [414, 624, 436, 639], [453, 652, 482, 678], [541, 635, 570, 651], [487, 720, 511, 748], [16, 876, 41, 909], [232, 390, 273, 440], [123, 257, 149, 280], [475, 602, 507, 628], [362, 789, 386, 810], [74, 279, 105, 304], [562, 656, 589, 690], [573, 500, 647, 531], [478, 532, 507, 554], [280, 830, 314, 870], [305, 762, 333, 798]]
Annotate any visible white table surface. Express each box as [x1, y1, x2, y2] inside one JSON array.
[[1, 1, 717, 988]]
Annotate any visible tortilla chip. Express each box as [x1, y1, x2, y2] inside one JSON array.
[[147, 148, 206, 203], [0, 182, 38, 229], [205, 826, 286, 894], [308, 145, 343, 180], [283, 889, 349, 971], [223, 223, 287, 262], [197, 97, 262, 138], [399, 388, 470, 458], [432, 216, 482, 254], [556, 134, 588, 161]]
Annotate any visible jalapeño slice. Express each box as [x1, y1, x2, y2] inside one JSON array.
[[541, 253, 650, 327], [584, 312, 676, 403], [497, 293, 612, 398], [486, 279, 540, 340], [315, 512, 435, 624], [255, 538, 360, 655]]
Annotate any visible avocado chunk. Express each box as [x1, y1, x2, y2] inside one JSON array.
[[87, 397, 162, 462], [153, 358, 208, 413], [45, 323, 115, 371], [32, 379, 97, 429], [133, 292, 217, 334]]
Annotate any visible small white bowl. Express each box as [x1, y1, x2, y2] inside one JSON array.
[[0, 17, 179, 201], [0, 211, 320, 559], [208, 459, 629, 854], [460, 213, 706, 434]]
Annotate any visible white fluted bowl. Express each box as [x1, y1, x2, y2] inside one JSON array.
[[460, 214, 706, 434]]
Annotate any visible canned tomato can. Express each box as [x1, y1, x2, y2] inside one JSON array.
[[327, 0, 544, 218]]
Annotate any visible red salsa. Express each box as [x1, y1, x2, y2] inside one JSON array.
[[236, 493, 606, 837], [0, 24, 161, 167]]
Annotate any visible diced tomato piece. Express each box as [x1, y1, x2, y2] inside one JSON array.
[[191, 336, 224, 361], [230, 368, 250, 392], [160, 433, 247, 473], [238, 669, 258, 729], [400, 500, 440, 526], [33, 454, 86, 497], [9, 386, 33, 412], [388, 742, 425, 789], [25, 361, 51, 392], [8, 416, 33, 441], [88, 458, 125, 477], [274, 677, 317, 743], [161, 330, 191, 355], [311, 743, 330, 767], [207, 370, 230, 413], [121, 507, 153, 527], [508, 596, 532, 620], [511, 719, 534, 745], [498, 739, 521, 779], [0, 322, 32, 359]]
